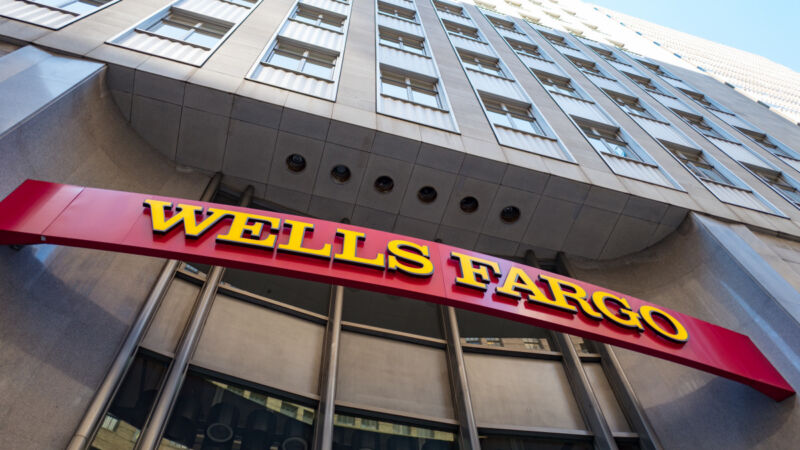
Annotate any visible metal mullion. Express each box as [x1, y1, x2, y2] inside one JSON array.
[[135, 185, 254, 450], [311, 285, 344, 450], [66, 173, 223, 450], [529, 251, 617, 450], [440, 305, 481, 450]]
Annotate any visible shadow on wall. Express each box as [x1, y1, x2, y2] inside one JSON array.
[[566, 214, 800, 450]]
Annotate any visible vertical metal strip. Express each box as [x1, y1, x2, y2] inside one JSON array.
[[135, 185, 253, 450], [551, 333, 618, 450], [66, 173, 222, 450], [440, 305, 481, 450], [597, 344, 663, 450], [312, 285, 344, 450], [540, 251, 617, 450]]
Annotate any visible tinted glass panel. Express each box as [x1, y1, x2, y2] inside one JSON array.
[[342, 287, 442, 338], [480, 434, 592, 449], [457, 309, 552, 351], [90, 354, 167, 449], [222, 269, 330, 315], [333, 413, 457, 450], [161, 372, 315, 449]]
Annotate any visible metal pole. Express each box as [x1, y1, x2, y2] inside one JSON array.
[[597, 344, 663, 450], [66, 173, 222, 450], [311, 285, 344, 450], [136, 185, 253, 450], [552, 333, 618, 450], [440, 305, 481, 450]]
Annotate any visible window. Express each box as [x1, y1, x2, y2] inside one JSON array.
[[630, 74, 659, 92], [379, 28, 425, 56], [464, 337, 481, 345], [100, 415, 119, 432], [434, 0, 465, 16], [380, 70, 440, 108], [161, 372, 315, 449], [488, 16, 518, 33], [508, 39, 542, 58], [738, 128, 798, 159], [291, 4, 346, 32], [378, 1, 416, 22], [541, 31, 571, 48], [570, 57, 603, 76], [481, 434, 592, 450], [637, 59, 675, 79], [535, 71, 580, 98], [676, 111, 725, 139], [142, 10, 230, 49], [333, 413, 456, 449], [457, 309, 553, 351], [581, 124, 641, 161], [267, 40, 337, 79], [444, 21, 481, 40], [483, 96, 545, 135], [681, 89, 720, 110], [752, 168, 800, 207], [609, 92, 653, 118], [592, 46, 622, 63], [460, 50, 505, 77], [522, 337, 548, 350], [34, 0, 114, 14], [484, 337, 502, 346], [669, 147, 733, 185]]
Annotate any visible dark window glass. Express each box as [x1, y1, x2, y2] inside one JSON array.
[[161, 372, 315, 449], [333, 413, 457, 450], [456, 309, 552, 351], [342, 287, 442, 338], [480, 434, 592, 449], [221, 269, 331, 315], [90, 354, 167, 449]]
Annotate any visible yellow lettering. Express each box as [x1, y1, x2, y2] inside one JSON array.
[[495, 267, 550, 304], [639, 306, 689, 343], [591, 291, 644, 330], [387, 240, 434, 277], [144, 199, 230, 238], [215, 211, 280, 249], [450, 252, 501, 291], [334, 228, 385, 269], [277, 220, 332, 259], [537, 274, 602, 319]]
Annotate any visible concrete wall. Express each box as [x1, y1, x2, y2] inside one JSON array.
[[567, 214, 800, 450], [0, 51, 208, 447]]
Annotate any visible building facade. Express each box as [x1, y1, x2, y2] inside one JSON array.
[[0, 0, 799, 449]]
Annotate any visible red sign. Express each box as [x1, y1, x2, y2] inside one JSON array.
[[0, 180, 793, 401]]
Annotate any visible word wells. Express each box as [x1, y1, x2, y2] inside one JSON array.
[[143, 199, 434, 277]]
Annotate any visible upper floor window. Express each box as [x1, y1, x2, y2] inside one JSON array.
[[444, 21, 481, 41], [591, 46, 622, 63], [541, 31, 571, 48], [581, 124, 641, 161], [378, 1, 416, 23], [483, 96, 545, 135], [629, 74, 660, 92], [669, 147, 733, 185], [460, 50, 505, 77], [681, 89, 720, 110], [751, 168, 800, 207], [34, 0, 114, 14], [267, 40, 337, 79], [508, 39, 542, 59], [676, 111, 725, 139], [142, 10, 230, 49], [536, 71, 580, 98], [488, 16, 518, 32], [291, 4, 346, 32], [570, 57, 604, 76], [381, 70, 441, 108], [637, 59, 676, 79], [738, 128, 798, 160], [379, 28, 425, 56], [434, 0, 465, 16], [609, 92, 653, 118]]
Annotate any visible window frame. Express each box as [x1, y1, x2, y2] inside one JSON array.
[[380, 69, 442, 109], [265, 39, 338, 80], [459, 50, 506, 78], [750, 167, 800, 208], [140, 9, 231, 50], [508, 38, 543, 59], [670, 147, 735, 186], [290, 3, 347, 33], [378, 27, 426, 56], [580, 123, 643, 162], [609, 92, 654, 119], [482, 96, 545, 136], [377, 1, 417, 23], [444, 20, 483, 41], [536, 71, 581, 99]]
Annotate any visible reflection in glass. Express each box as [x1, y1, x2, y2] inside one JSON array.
[[480, 434, 592, 449], [221, 269, 330, 315], [343, 287, 442, 338], [333, 413, 457, 449], [569, 335, 598, 354], [90, 354, 167, 449], [160, 372, 315, 449], [457, 309, 552, 351]]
